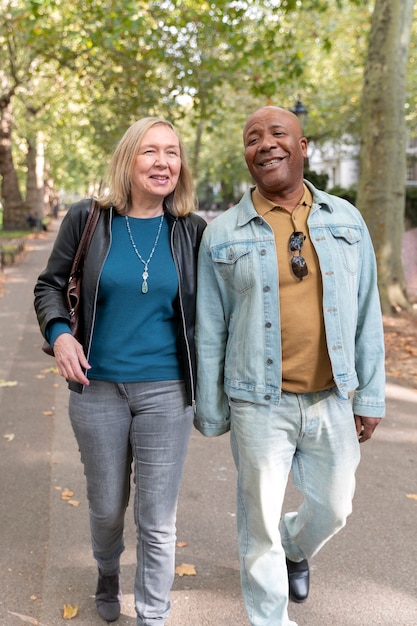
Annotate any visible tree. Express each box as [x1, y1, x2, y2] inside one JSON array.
[[0, 92, 25, 228], [0, 0, 63, 228], [2, 0, 416, 257], [356, 0, 415, 313]]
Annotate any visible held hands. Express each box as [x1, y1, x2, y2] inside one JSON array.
[[53, 333, 91, 386], [354, 414, 381, 443]]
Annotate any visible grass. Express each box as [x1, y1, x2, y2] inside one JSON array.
[[0, 228, 29, 268], [0, 207, 29, 239], [0, 229, 30, 240]]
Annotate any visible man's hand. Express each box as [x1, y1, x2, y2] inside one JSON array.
[[354, 414, 381, 443], [53, 333, 91, 385]]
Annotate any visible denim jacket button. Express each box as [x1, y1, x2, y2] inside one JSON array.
[[263, 285, 270, 292], [267, 358, 273, 365], [264, 395, 271, 400], [265, 322, 272, 328]]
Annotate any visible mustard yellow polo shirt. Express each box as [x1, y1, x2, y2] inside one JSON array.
[[252, 186, 334, 393]]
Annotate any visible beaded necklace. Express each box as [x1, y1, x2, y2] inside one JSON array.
[[125, 213, 164, 294]]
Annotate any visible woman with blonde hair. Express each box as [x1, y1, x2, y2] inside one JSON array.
[[35, 117, 206, 624]]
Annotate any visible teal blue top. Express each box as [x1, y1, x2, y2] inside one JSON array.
[[47, 213, 182, 383]]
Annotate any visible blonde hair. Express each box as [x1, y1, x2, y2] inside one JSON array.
[[97, 117, 196, 217]]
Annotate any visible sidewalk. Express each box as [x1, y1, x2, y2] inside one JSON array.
[[0, 221, 416, 625]]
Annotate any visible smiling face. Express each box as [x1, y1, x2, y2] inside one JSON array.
[[131, 123, 182, 207], [243, 107, 308, 202]]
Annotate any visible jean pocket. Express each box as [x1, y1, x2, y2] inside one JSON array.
[[229, 397, 256, 407], [212, 244, 253, 293], [328, 226, 361, 275], [332, 387, 352, 404]]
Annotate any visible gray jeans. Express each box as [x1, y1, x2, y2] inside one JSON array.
[[69, 379, 193, 625]]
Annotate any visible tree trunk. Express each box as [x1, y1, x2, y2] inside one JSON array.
[[0, 96, 25, 229], [26, 133, 46, 219], [193, 117, 205, 186], [356, 0, 414, 314]]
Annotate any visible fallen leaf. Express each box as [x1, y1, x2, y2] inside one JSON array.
[[176, 540, 187, 548], [42, 410, 54, 416], [0, 379, 18, 387], [4, 433, 15, 442], [175, 563, 197, 577], [63, 604, 79, 619], [68, 500, 80, 507], [7, 612, 39, 624], [35, 374, 46, 379], [406, 493, 417, 501], [61, 489, 74, 500]]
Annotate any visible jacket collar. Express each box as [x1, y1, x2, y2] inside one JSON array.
[[236, 188, 262, 227], [235, 180, 333, 225]]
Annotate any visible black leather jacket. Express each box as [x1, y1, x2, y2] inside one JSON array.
[[34, 199, 206, 405]]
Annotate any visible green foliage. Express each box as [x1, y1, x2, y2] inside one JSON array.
[[327, 184, 357, 204], [305, 169, 330, 191], [0, 0, 415, 206]]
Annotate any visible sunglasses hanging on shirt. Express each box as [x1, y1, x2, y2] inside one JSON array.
[[289, 231, 308, 280]]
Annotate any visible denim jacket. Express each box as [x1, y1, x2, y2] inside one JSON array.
[[195, 181, 385, 436]]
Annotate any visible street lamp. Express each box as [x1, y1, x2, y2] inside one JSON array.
[[290, 98, 309, 171], [290, 99, 308, 131]]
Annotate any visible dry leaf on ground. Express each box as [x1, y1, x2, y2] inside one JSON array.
[[7, 612, 39, 624], [0, 379, 18, 387], [63, 604, 79, 619], [175, 563, 197, 577], [61, 489, 74, 500]]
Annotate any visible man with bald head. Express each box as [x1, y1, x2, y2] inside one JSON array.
[[195, 106, 385, 625]]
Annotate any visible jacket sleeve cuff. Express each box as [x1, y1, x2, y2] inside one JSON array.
[[193, 418, 231, 437], [352, 398, 385, 418]]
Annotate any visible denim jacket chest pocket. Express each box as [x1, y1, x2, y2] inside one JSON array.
[[211, 243, 253, 293], [328, 226, 362, 275]]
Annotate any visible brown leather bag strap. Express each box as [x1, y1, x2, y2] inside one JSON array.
[[69, 199, 101, 278]]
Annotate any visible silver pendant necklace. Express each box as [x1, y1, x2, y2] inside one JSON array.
[[125, 213, 164, 294]]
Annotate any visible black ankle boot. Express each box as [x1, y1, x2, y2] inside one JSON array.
[[95, 568, 122, 622], [286, 557, 309, 603]]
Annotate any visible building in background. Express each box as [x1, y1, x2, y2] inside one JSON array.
[[308, 136, 417, 191]]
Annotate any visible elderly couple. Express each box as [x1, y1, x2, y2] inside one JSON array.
[[34, 107, 385, 626]]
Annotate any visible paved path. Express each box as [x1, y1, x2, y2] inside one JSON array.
[[0, 220, 416, 626]]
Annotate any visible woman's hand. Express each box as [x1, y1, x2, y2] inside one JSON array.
[[53, 333, 91, 385]]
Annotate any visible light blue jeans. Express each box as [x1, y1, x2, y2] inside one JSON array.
[[229, 387, 361, 626], [69, 380, 193, 626]]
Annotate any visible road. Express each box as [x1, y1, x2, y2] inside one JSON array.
[[0, 219, 416, 625]]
